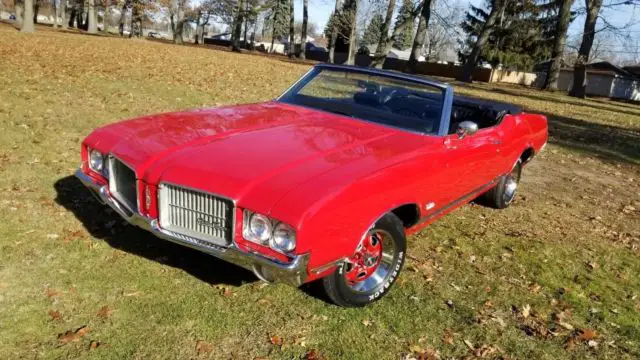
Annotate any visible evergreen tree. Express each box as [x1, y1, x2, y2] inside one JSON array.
[[459, 0, 555, 71], [361, 13, 384, 48], [266, 0, 290, 52], [324, 9, 352, 53], [392, 0, 415, 50]]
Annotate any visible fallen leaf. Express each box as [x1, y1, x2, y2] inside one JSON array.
[[442, 329, 454, 345], [96, 305, 113, 319], [45, 288, 58, 298], [362, 319, 372, 326], [522, 304, 531, 318], [48, 309, 62, 321], [269, 335, 283, 346], [195, 340, 214, 354], [577, 328, 598, 341], [303, 349, 328, 360], [58, 326, 91, 344]]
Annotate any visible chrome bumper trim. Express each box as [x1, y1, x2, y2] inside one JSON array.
[[74, 169, 309, 287]]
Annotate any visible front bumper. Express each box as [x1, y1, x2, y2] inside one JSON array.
[[74, 169, 309, 286]]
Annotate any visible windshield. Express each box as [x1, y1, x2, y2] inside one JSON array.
[[278, 67, 445, 134]]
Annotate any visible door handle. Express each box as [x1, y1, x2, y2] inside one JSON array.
[[490, 139, 503, 145]]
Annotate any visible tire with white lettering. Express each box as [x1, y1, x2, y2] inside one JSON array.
[[321, 213, 406, 307], [483, 160, 521, 209]]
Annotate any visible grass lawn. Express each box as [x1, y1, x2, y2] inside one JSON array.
[[1, 23, 639, 359]]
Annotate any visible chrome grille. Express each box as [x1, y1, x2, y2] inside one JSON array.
[[108, 157, 138, 213], [158, 184, 233, 246]]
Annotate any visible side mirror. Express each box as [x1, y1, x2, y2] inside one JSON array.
[[456, 121, 478, 139]]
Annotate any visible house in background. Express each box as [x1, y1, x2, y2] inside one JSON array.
[[531, 61, 640, 101]]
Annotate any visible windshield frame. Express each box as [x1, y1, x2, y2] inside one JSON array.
[[277, 64, 453, 136]]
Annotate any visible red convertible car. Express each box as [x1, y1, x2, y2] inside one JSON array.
[[75, 65, 547, 307]]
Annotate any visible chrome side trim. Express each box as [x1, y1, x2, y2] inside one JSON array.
[[417, 178, 499, 224], [75, 169, 309, 287]]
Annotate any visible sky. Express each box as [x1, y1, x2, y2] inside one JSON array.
[[294, 0, 640, 62]]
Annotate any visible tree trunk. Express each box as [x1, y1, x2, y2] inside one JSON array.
[[118, 0, 130, 35], [33, 1, 39, 24], [87, 0, 97, 33], [15, 0, 24, 28], [288, 0, 295, 57], [60, 0, 67, 29], [370, 0, 396, 68], [459, 0, 504, 82], [543, 0, 574, 90], [231, 0, 244, 51], [569, 0, 602, 98], [346, 0, 358, 65], [243, 1, 249, 48], [406, 0, 433, 73], [328, 0, 342, 63], [300, 0, 308, 59], [195, 11, 201, 44], [21, 0, 35, 32], [102, 0, 109, 32]]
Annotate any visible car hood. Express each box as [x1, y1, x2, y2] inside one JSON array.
[[86, 102, 426, 215]]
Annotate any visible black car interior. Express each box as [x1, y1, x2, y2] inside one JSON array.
[[282, 79, 521, 135]]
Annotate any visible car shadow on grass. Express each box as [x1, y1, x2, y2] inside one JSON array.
[[53, 175, 257, 287]]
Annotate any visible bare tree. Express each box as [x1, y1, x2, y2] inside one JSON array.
[[232, 0, 245, 50], [289, 0, 294, 57], [425, 0, 464, 61], [543, 0, 575, 90], [328, 0, 343, 63], [346, 0, 359, 64], [369, 0, 396, 68], [371, 1, 421, 68], [87, 0, 98, 33], [15, 0, 24, 28], [171, 0, 189, 44], [118, 0, 130, 35], [300, 0, 308, 59], [407, 0, 435, 72], [459, 0, 506, 82], [21, 0, 35, 32]]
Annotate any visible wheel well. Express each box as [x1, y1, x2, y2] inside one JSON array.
[[520, 147, 535, 164], [391, 204, 420, 228]]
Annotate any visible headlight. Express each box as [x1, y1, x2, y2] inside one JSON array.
[[270, 223, 296, 252], [242, 210, 296, 253], [89, 149, 104, 173], [249, 213, 272, 243]]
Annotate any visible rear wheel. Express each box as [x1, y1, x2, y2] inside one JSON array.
[[483, 160, 522, 209], [322, 213, 406, 307]]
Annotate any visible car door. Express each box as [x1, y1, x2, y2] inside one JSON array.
[[442, 126, 503, 197]]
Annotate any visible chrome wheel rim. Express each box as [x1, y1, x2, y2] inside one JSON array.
[[503, 165, 520, 204], [344, 229, 397, 292]]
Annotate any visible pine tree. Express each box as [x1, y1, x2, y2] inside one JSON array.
[[361, 13, 384, 48], [324, 9, 352, 53], [392, 0, 415, 50], [459, 0, 555, 71]]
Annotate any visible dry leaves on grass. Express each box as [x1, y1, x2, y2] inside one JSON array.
[[58, 325, 91, 344], [45, 288, 58, 298], [406, 345, 441, 360], [96, 305, 113, 319], [269, 335, 284, 347], [566, 328, 598, 350], [303, 349, 328, 360], [195, 340, 214, 354], [48, 310, 62, 321]]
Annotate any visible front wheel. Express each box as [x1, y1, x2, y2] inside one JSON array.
[[321, 213, 406, 307]]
